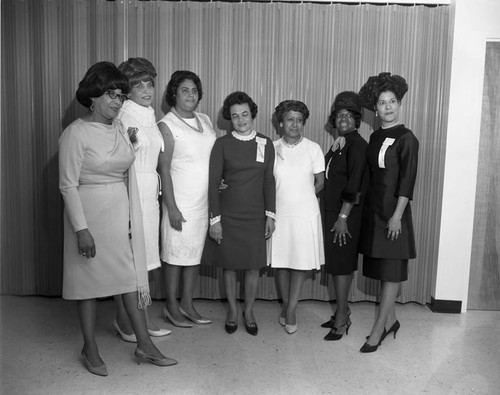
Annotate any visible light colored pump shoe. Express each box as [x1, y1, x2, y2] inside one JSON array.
[[178, 306, 212, 325], [82, 350, 108, 377], [113, 319, 137, 343]]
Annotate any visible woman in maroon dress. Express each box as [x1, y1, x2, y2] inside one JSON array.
[[358, 73, 419, 353], [203, 91, 276, 336]]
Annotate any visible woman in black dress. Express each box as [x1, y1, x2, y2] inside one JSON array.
[[204, 91, 276, 336], [358, 73, 419, 353], [321, 91, 368, 341]]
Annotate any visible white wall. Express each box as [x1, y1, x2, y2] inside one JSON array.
[[434, 0, 500, 312]]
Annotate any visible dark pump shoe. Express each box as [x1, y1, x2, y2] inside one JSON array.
[[243, 313, 258, 336], [225, 321, 238, 334], [321, 307, 351, 328]]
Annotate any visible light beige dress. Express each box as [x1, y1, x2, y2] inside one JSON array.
[[59, 118, 148, 301], [158, 111, 216, 266]]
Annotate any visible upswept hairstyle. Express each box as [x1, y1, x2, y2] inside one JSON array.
[[275, 100, 310, 124], [165, 70, 203, 107], [118, 57, 157, 87], [76, 61, 129, 108], [358, 72, 408, 109], [222, 91, 258, 120]]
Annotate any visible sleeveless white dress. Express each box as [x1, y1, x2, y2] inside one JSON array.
[[158, 111, 216, 266], [117, 100, 164, 271]]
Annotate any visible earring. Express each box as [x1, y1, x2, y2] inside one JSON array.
[[90, 101, 95, 112], [279, 123, 283, 127], [375, 112, 378, 117]]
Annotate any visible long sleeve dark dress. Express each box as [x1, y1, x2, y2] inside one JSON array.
[[359, 124, 419, 281], [323, 131, 368, 275], [202, 132, 276, 270]]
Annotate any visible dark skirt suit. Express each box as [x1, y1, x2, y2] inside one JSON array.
[[323, 131, 368, 275], [359, 124, 419, 282], [202, 132, 276, 270]]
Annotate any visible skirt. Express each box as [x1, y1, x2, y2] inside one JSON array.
[[362, 256, 408, 282]]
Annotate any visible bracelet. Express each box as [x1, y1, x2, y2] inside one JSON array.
[[338, 213, 348, 220]]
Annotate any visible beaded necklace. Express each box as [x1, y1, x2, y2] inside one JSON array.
[[171, 108, 203, 133], [281, 135, 303, 148]]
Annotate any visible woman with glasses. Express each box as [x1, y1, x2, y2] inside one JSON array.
[[59, 62, 177, 376], [357, 73, 418, 353], [111, 57, 171, 342], [321, 91, 368, 341], [158, 70, 216, 328], [270, 100, 324, 335]]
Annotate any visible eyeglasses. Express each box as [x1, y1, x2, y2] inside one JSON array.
[[335, 112, 354, 120], [106, 90, 128, 102]]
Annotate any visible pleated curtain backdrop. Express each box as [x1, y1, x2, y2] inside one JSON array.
[[1, 0, 450, 304]]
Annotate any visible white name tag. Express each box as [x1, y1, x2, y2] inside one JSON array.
[[378, 138, 395, 168], [256, 137, 267, 163]]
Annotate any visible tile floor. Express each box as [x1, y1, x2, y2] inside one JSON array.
[[1, 296, 499, 395]]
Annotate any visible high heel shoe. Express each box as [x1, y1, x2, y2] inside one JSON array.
[[162, 306, 193, 328], [81, 350, 108, 377], [134, 348, 178, 367], [148, 328, 172, 337], [284, 323, 297, 334], [360, 329, 387, 353], [382, 320, 400, 341], [113, 319, 137, 343], [324, 318, 351, 341], [178, 306, 212, 325], [242, 312, 258, 336], [321, 307, 351, 328], [278, 315, 286, 327]]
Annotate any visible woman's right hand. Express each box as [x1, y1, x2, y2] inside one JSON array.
[[209, 222, 223, 244], [168, 207, 186, 231], [77, 229, 96, 259]]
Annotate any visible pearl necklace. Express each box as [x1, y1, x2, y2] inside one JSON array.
[[281, 135, 303, 148], [171, 108, 203, 133]]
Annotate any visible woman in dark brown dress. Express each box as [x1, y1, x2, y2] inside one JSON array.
[[321, 91, 368, 341], [358, 73, 419, 353]]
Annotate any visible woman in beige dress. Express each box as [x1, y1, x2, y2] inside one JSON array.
[[59, 62, 176, 376]]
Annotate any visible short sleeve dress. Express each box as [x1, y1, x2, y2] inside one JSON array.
[[323, 131, 368, 275], [59, 119, 147, 300], [117, 100, 164, 271], [202, 131, 276, 270], [158, 111, 216, 266], [359, 124, 419, 282], [270, 137, 325, 270]]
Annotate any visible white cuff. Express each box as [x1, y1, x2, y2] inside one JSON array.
[[210, 216, 221, 226], [265, 211, 276, 220]]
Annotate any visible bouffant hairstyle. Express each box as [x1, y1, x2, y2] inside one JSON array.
[[329, 91, 362, 129], [165, 70, 203, 107], [118, 57, 157, 87], [222, 91, 258, 120], [76, 61, 129, 108], [358, 72, 408, 109], [275, 100, 310, 125]]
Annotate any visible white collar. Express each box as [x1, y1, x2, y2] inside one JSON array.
[[232, 130, 257, 141]]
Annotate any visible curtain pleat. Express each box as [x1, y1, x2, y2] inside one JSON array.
[[1, 0, 450, 304]]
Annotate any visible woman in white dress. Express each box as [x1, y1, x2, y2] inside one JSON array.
[[271, 100, 325, 334], [59, 62, 176, 376], [113, 58, 171, 341], [158, 70, 216, 327]]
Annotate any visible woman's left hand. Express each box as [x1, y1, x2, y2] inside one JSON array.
[[265, 217, 275, 239], [331, 219, 351, 246], [387, 216, 402, 240]]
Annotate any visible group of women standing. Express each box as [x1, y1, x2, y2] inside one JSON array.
[[59, 59, 418, 376]]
